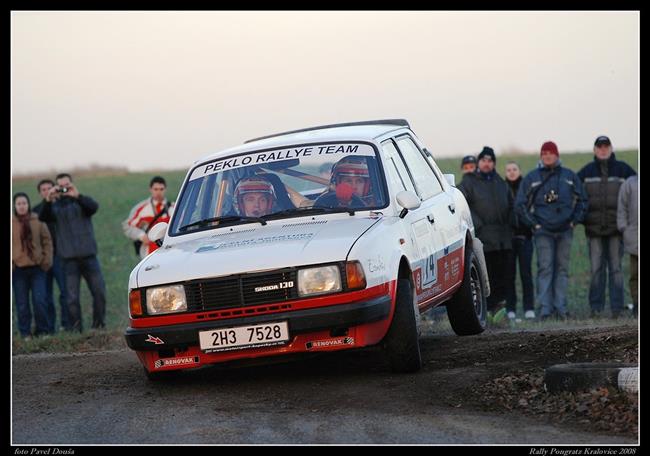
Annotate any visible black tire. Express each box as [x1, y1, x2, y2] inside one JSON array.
[[544, 363, 637, 393], [144, 366, 181, 382], [446, 247, 487, 336], [383, 278, 422, 373]]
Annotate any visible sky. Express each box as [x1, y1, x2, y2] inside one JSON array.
[[11, 11, 639, 175]]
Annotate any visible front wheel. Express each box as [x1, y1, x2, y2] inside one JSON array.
[[383, 278, 422, 373], [446, 247, 487, 336]]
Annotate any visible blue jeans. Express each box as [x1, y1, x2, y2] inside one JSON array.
[[534, 229, 573, 317], [45, 254, 69, 332], [63, 256, 107, 332], [506, 236, 535, 313], [587, 236, 624, 315], [13, 266, 50, 337]]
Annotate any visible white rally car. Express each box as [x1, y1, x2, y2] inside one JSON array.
[[125, 119, 490, 380]]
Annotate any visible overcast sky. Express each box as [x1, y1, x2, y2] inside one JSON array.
[[11, 11, 639, 174]]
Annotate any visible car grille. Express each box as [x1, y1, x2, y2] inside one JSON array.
[[183, 269, 300, 312]]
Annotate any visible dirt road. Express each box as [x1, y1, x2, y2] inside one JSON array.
[[12, 324, 638, 444]]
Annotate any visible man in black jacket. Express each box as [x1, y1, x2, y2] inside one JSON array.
[[577, 136, 636, 319], [33, 179, 69, 332], [38, 173, 106, 332], [458, 147, 514, 319], [504, 161, 535, 320]]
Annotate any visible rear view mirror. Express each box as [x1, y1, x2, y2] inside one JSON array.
[[396, 191, 421, 218], [444, 174, 455, 187], [148, 222, 168, 247]]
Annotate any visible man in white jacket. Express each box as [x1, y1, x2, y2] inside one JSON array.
[[122, 176, 174, 259]]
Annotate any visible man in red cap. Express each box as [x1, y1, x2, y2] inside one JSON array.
[[514, 141, 588, 321]]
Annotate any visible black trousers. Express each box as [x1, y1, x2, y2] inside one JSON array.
[[484, 249, 514, 312]]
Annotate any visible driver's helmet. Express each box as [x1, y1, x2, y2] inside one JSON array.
[[330, 157, 372, 199], [233, 176, 276, 216]]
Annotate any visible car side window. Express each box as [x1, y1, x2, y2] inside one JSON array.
[[395, 135, 444, 200], [381, 140, 416, 194]]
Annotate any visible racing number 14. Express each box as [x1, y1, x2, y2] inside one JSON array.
[[423, 254, 436, 285]]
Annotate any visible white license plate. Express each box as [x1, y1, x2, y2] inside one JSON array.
[[198, 321, 290, 353]]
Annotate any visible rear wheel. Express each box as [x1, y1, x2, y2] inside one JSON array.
[[383, 278, 422, 373], [446, 247, 487, 336]]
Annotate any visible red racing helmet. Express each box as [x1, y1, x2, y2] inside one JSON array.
[[331, 157, 371, 197]]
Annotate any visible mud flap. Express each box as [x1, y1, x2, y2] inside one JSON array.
[[471, 237, 491, 299]]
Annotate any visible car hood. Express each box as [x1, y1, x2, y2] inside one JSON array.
[[134, 215, 382, 288]]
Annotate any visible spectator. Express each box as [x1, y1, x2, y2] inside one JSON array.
[[617, 175, 638, 317], [458, 146, 514, 321], [577, 136, 636, 319], [12, 192, 53, 338], [460, 155, 477, 174], [33, 179, 69, 332], [515, 141, 588, 320], [38, 173, 106, 331], [122, 176, 174, 259], [504, 161, 535, 320]]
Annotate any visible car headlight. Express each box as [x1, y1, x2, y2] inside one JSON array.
[[298, 265, 342, 297], [146, 285, 187, 315]]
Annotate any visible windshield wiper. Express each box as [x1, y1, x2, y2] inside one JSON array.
[[179, 215, 267, 232], [262, 205, 355, 220]]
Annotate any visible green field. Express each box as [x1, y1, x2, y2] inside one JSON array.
[[11, 149, 638, 339]]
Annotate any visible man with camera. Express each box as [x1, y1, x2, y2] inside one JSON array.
[[515, 142, 588, 320], [577, 136, 636, 319], [33, 179, 69, 332], [38, 173, 106, 332]]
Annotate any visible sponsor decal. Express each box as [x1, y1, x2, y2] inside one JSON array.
[[214, 233, 315, 250], [145, 334, 164, 345], [305, 337, 355, 350], [190, 143, 375, 181], [367, 255, 386, 273], [154, 356, 200, 369], [254, 281, 294, 293]]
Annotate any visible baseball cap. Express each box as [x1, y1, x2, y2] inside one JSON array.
[[461, 155, 477, 166], [594, 136, 611, 147]]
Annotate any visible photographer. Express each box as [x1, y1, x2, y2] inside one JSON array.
[[38, 173, 106, 332], [515, 142, 588, 320]]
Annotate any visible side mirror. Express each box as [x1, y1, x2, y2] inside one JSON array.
[[396, 191, 421, 218], [148, 222, 168, 247], [444, 174, 456, 187]]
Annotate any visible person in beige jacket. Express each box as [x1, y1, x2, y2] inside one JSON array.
[[12, 192, 53, 338]]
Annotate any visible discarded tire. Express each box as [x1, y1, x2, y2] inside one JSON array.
[[544, 363, 637, 393], [617, 367, 639, 394]]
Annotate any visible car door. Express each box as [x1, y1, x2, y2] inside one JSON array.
[[381, 138, 446, 310], [392, 135, 462, 303]]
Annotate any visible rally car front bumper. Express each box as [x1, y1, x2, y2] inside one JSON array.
[[125, 294, 392, 351]]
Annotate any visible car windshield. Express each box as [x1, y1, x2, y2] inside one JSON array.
[[169, 142, 387, 235]]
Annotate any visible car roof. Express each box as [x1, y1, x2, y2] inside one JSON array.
[[193, 120, 412, 165]]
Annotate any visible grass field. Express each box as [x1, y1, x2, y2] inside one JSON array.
[[11, 149, 638, 344]]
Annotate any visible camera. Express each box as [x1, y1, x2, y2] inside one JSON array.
[[544, 189, 559, 204], [56, 186, 69, 194]]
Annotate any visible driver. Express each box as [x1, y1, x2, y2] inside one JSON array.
[[233, 176, 277, 217], [330, 156, 375, 206]]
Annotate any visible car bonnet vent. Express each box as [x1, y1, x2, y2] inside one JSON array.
[[281, 220, 328, 229], [210, 228, 257, 238]]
